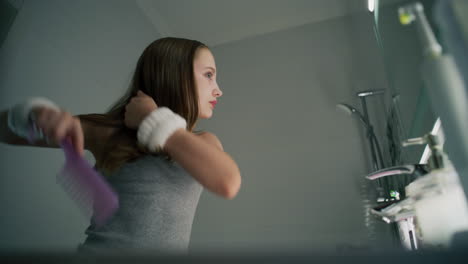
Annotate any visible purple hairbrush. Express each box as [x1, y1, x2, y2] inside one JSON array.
[[56, 139, 119, 227]]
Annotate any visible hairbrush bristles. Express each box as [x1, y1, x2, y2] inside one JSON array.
[[57, 139, 119, 227]]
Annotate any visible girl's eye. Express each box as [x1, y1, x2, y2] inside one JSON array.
[[205, 72, 213, 79]]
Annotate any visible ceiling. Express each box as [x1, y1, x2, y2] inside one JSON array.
[[135, 0, 405, 47]]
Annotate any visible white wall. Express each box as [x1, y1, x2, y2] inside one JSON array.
[[190, 11, 394, 252]]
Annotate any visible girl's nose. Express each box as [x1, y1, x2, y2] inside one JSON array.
[[213, 86, 223, 97]]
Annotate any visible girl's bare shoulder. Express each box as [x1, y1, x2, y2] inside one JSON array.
[[194, 131, 223, 151]]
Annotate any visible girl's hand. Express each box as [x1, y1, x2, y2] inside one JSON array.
[[124, 90, 158, 129], [31, 107, 84, 156]]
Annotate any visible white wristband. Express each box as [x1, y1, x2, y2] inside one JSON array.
[[7, 97, 60, 140], [137, 107, 187, 152]]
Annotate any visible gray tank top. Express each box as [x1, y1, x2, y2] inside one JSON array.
[[77, 155, 203, 254]]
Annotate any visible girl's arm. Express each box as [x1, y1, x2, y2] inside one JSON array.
[[124, 92, 241, 199], [164, 129, 241, 199], [0, 108, 95, 157]]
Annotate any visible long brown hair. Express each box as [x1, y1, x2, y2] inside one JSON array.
[[79, 37, 208, 174]]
